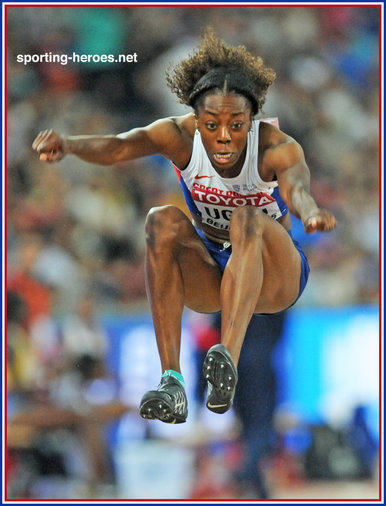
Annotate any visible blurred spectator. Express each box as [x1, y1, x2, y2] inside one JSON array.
[[7, 353, 130, 498], [233, 312, 286, 499], [8, 234, 53, 326], [7, 290, 39, 398], [61, 295, 108, 361], [192, 311, 286, 499]]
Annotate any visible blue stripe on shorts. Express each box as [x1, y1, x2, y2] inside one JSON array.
[[287, 229, 310, 304]]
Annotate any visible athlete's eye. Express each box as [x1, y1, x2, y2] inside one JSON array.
[[232, 122, 243, 130], [205, 122, 217, 130]]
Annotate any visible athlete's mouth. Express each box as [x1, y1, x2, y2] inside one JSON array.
[[213, 152, 235, 163]]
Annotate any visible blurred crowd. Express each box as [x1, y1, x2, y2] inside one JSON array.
[[6, 4, 380, 499]]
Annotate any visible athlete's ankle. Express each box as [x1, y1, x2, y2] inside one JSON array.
[[162, 369, 185, 388], [220, 342, 239, 366]]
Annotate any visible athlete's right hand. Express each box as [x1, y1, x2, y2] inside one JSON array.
[[32, 129, 67, 162]]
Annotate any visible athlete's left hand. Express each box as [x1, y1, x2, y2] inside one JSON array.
[[303, 209, 337, 234]]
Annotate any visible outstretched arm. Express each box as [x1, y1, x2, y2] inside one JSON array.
[[32, 116, 192, 166], [268, 139, 337, 234]]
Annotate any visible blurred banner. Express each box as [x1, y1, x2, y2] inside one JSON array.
[[103, 306, 379, 438], [275, 306, 379, 433], [102, 305, 379, 498]]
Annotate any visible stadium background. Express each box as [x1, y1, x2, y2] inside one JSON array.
[[6, 4, 380, 500]]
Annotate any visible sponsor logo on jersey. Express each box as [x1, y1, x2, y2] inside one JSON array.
[[194, 174, 213, 180], [192, 183, 275, 208], [185, 183, 282, 230]]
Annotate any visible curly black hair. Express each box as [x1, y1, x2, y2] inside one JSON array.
[[166, 28, 276, 115]]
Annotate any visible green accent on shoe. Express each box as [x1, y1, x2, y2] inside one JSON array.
[[139, 376, 188, 424], [162, 369, 185, 388]]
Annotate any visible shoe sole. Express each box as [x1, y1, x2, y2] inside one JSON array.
[[139, 391, 187, 424], [204, 344, 238, 414]]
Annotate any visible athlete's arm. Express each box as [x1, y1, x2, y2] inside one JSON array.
[[264, 135, 337, 234], [32, 115, 193, 166]]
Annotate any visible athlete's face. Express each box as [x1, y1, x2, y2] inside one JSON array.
[[195, 93, 253, 176]]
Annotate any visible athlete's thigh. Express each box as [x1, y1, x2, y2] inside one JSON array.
[[177, 221, 223, 313], [256, 216, 302, 313]]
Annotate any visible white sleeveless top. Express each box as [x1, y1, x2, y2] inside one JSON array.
[[174, 120, 288, 232]]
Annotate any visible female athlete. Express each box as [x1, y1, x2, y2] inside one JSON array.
[[32, 30, 337, 424]]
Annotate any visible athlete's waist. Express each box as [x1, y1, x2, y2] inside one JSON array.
[[192, 210, 292, 244], [192, 215, 230, 244]]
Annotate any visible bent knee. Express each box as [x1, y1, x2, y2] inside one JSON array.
[[230, 206, 266, 238], [145, 205, 187, 247], [146, 205, 182, 227]]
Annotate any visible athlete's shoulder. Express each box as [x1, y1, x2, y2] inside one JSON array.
[[258, 120, 292, 150], [171, 113, 196, 138], [149, 113, 195, 145], [144, 113, 193, 136], [146, 114, 194, 167], [258, 121, 304, 176], [259, 122, 302, 160]]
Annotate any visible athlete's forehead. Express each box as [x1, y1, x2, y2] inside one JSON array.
[[197, 93, 251, 117]]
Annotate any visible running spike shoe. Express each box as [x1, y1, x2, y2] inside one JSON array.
[[203, 343, 238, 414], [139, 375, 188, 423]]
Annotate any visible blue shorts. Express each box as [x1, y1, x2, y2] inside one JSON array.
[[196, 228, 310, 309]]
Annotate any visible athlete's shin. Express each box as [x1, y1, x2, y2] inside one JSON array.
[[145, 205, 186, 372], [220, 207, 265, 364]]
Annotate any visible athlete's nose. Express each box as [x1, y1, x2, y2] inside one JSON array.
[[217, 126, 231, 144]]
